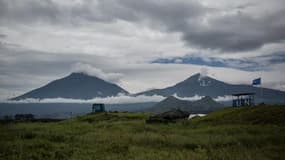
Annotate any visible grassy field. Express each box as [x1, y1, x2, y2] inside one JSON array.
[[0, 106, 285, 160]]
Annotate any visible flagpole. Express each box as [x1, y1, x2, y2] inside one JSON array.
[[260, 74, 262, 105], [260, 84, 264, 103], [252, 77, 262, 106], [259, 77, 262, 105], [259, 84, 262, 105]]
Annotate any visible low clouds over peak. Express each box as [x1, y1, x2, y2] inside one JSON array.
[[72, 63, 123, 83]]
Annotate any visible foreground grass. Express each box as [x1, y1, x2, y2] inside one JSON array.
[[0, 106, 285, 160]]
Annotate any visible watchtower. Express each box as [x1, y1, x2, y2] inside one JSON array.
[[232, 93, 255, 107]]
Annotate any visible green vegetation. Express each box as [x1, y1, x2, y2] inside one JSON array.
[[1, 106, 285, 160]]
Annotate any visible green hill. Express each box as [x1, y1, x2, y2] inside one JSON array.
[[0, 105, 285, 160]]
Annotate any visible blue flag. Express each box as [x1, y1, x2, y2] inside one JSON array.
[[252, 78, 261, 85]]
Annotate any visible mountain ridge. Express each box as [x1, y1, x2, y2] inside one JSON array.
[[137, 73, 285, 104]]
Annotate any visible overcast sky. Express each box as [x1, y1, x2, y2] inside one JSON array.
[[0, 0, 285, 100]]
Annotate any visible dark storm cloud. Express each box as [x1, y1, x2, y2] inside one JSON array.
[[100, 0, 285, 52], [236, 2, 256, 10], [103, 0, 208, 28], [182, 10, 285, 51], [0, 0, 61, 24], [0, 0, 285, 52], [0, 0, 208, 26], [0, 34, 6, 38]]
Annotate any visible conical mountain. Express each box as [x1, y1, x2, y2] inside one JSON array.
[[12, 72, 129, 100]]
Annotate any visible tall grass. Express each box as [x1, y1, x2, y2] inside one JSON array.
[[0, 106, 285, 160]]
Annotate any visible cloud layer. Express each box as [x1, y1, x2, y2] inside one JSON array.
[[1, 0, 285, 52], [2, 94, 232, 104]]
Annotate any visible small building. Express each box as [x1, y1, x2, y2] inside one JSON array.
[[92, 103, 105, 113], [232, 93, 255, 107]]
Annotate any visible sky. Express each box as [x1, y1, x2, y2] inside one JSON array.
[[0, 0, 285, 100]]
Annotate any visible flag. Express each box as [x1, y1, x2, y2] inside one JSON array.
[[252, 78, 261, 85]]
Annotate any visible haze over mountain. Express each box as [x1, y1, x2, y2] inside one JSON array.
[[147, 96, 224, 113], [12, 72, 129, 100], [137, 73, 285, 104]]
